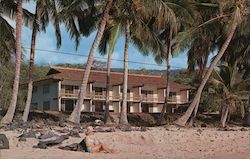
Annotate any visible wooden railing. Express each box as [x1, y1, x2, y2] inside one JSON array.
[[60, 91, 185, 103]]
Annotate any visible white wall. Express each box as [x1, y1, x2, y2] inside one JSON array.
[[130, 103, 140, 112], [31, 80, 59, 111], [81, 101, 90, 112]]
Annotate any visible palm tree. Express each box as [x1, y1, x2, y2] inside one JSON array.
[[115, 0, 195, 125], [174, 0, 249, 127], [99, 20, 121, 124], [68, 0, 113, 124], [0, 16, 15, 65], [129, 0, 196, 124], [119, 20, 131, 125], [211, 61, 250, 127], [0, 0, 33, 65], [1, 0, 23, 124], [186, 1, 220, 81], [117, 0, 174, 125], [22, 0, 62, 122], [98, 0, 177, 125]]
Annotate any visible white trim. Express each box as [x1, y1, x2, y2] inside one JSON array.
[[58, 81, 61, 111]]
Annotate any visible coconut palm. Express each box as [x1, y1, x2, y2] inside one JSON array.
[[1, 0, 23, 124], [211, 61, 250, 127], [58, 0, 104, 49], [186, 0, 221, 80], [22, 0, 62, 122], [174, 0, 250, 126], [0, 0, 33, 65], [98, 19, 121, 124], [98, 0, 183, 125], [153, 0, 196, 124], [68, 0, 113, 124], [116, 0, 182, 125]]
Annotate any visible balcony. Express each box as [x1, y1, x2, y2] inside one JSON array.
[[60, 90, 91, 98], [112, 94, 141, 101], [93, 92, 106, 100], [60, 90, 186, 104], [168, 95, 183, 104], [141, 95, 158, 102]]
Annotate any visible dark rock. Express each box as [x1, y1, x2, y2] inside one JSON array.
[[67, 130, 81, 138], [72, 126, 84, 134], [18, 137, 27, 142], [117, 125, 132, 132], [0, 134, 9, 149], [18, 130, 38, 138], [34, 135, 69, 149], [33, 144, 47, 149], [58, 139, 87, 152], [217, 128, 236, 131], [38, 131, 57, 140], [59, 143, 79, 151], [94, 127, 115, 133], [197, 129, 203, 134], [243, 113, 250, 127], [105, 127, 115, 132], [140, 127, 147, 132], [240, 128, 248, 131], [59, 122, 67, 127], [57, 128, 70, 134], [201, 123, 207, 128], [3, 121, 41, 131]]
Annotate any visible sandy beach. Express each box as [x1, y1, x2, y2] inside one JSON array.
[[1, 126, 250, 159]]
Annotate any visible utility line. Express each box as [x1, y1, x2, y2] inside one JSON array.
[[23, 47, 185, 69]]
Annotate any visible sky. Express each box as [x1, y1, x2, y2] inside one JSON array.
[[6, 2, 213, 70]]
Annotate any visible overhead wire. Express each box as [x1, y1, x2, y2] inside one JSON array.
[[23, 47, 185, 69]]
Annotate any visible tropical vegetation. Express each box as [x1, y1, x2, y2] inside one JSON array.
[[0, 0, 249, 128]]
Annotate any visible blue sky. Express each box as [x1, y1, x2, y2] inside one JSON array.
[[8, 2, 199, 70]]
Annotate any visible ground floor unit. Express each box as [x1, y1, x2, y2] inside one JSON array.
[[41, 98, 181, 113]]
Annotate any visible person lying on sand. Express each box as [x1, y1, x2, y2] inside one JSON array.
[[84, 126, 114, 153]]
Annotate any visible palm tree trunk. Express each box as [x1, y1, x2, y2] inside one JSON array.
[[1, 0, 23, 124], [68, 0, 113, 123], [188, 97, 200, 126], [220, 105, 229, 127], [22, 4, 39, 122], [119, 20, 130, 125], [104, 49, 112, 124], [159, 30, 172, 125], [174, 18, 239, 127]]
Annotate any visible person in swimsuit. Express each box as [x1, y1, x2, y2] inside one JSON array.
[[84, 126, 114, 153]]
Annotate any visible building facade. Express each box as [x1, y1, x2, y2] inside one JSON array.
[[31, 66, 191, 113]]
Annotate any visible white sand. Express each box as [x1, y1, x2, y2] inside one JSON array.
[[1, 127, 250, 159]]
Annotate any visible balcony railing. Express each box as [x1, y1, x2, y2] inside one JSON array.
[[60, 91, 186, 103], [60, 91, 91, 98]]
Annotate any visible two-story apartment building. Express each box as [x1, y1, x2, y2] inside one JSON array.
[[31, 66, 191, 113]]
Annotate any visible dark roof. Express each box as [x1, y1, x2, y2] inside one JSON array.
[[34, 66, 192, 91]]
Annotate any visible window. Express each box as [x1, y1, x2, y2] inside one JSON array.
[[31, 103, 38, 110], [169, 92, 177, 97], [32, 86, 38, 93], [120, 88, 130, 93], [141, 90, 153, 95], [43, 101, 50, 110], [65, 85, 74, 94], [43, 85, 50, 94], [94, 87, 106, 95]]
